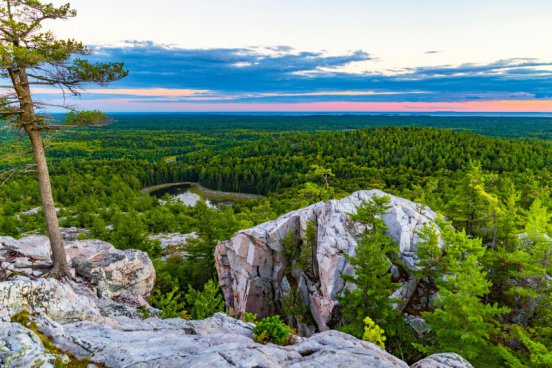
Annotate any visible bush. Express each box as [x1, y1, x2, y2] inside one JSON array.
[[184, 279, 224, 319], [253, 315, 294, 345], [363, 316, 386, 349], [148, 286, 188, 319], [244, 312, 258, 323]]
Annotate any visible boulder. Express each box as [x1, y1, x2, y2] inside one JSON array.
[[216, 189, 441, 330], [0, 235, 155, 305], [60, 227, 91, 241], [0, 276, 103, 323], [404, 315, 430, 338], [68, 239, 155, 305], [410, 353, 474, 368]]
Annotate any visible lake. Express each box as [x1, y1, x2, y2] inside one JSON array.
[[148, 183, 222, 207]]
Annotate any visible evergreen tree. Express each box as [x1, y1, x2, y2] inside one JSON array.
[[0, 0, 127, 278], [418, 221, 509, 366], [339, 195, 397, 337], [414, 223, 442, 309], [446, 161, 487, 237]]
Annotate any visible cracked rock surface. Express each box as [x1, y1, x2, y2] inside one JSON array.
[[0, 234, 155, 306], [33, 313, 411, 368], [0, 203, 472, 367], [216, 189, 442, 330], [0, 322, 57, 368]]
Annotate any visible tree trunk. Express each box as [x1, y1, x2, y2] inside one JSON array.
[[25, 127, 71, 279], [6, 56, 71, 279]]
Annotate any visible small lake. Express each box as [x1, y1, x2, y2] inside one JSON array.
[[148, 183, 231, 207]]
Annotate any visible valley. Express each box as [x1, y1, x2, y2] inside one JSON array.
[[1, 114, 552, 367]]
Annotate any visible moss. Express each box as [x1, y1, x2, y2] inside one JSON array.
[[11, 310, 103, 368]]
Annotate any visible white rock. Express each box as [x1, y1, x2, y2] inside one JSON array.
[[410, 353, 474, 368], [0, 322, 56, 368], [148, 232, 196, 258], [0, 236, 155, 306], [216, 189, 441, 330], [37, 313, 409, 368], [68, 239, 155, 305], [0, 277, 103, 323]]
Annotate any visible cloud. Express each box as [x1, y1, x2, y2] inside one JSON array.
[[38, 42, 552, 108]]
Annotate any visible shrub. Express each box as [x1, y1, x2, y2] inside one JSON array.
[[184, 279, 224, 319], [148, 286, 187, 319], [362, 316, 386, 349], [244, 312, 259, 323], [253, 315, 294, 345]]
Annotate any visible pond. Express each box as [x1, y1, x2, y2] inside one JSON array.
[[148, 183, 220, 207], [144, 182, 264, 208]]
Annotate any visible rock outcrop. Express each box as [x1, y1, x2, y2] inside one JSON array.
[[0, 234, 472, 368], [0, 322, 57, 368], [148, 232, 197, 259], [216, 189, 441, 331], [2, 309, 474, 368], [0, 235, 155, 306]]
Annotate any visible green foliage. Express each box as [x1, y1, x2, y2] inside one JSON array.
[[244, 312, 259, 323], [281, 229, 299, 268], [2, 116, 552, 366], [363, 316, 386, 349], [253, 315, 294, 345], [338, 195, 419, 362], [298, 221, 316, 272], [184, 280, 224, 320], [418, 221, 510, 366], [415, 223, 443, 308], [64, 110, 110, 127], [514, 327, 552, 367], [339, 195, 397, 336], [280, 221, 315, 273], [279, 287, 314, 327], [149, 286, 187, 319]]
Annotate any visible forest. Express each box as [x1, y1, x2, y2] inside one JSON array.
[[1, 115, 552, 367]]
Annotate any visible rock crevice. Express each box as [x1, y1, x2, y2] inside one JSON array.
[[216, 189, 442, 330]]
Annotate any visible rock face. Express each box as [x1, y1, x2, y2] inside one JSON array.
[[0, 235, 155, 306], [216, 189, 441, 330], [0, 277, 103, 323], [0, 233, 472, 367], [0, 309, 474, 368]]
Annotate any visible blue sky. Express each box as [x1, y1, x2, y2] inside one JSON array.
[[38, 0, 552, 112]]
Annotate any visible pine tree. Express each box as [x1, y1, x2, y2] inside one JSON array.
[[506, 199, 552, 326], [414, 222, 442, 309], [447, 161, 487, 237], [338, 195, 397, 337], [418, 221, 509, 366], [0, 0, 127, 278]]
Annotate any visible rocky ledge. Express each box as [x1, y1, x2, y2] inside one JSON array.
[[0, 199, 472, 367]]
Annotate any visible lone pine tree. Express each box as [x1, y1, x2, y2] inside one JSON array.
[[0, 0, 127, 278]]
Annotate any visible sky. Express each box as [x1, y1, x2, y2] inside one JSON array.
[[35, 0, 552, 112]]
